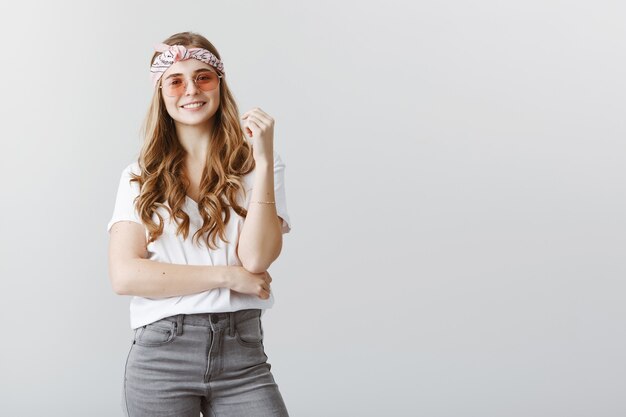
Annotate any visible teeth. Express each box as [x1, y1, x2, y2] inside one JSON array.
[[182, 102, 205, 108]]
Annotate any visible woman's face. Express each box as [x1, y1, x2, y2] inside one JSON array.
[[159, 58, 221, 127]]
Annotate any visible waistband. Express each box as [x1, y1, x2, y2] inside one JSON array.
[[158, 308, 261, 336]]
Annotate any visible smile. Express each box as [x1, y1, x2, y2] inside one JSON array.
[[181, 102, 206, 109]]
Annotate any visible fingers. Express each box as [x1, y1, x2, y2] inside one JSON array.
[[255, 272, 272, 299], [242, 107, 269, 118], [241, 107, 273, 125], [244, 115, 267, 129], [260, 286, 270, 299], [245, 118, 262, 133], [261, 273, 272, 298], [244, 112, 272, 126]]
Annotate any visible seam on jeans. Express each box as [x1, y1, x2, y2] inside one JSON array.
[[235, 326, 263, 348], [135, 321, 177, 347], [145, 321, 173, 332], [123, 335, 135, 416], [261, 339, 269, 364], [208, 401, 217, 417]]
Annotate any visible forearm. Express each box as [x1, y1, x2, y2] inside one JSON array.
[[117, 258, 232, 298], [237, 160, 282, 273]]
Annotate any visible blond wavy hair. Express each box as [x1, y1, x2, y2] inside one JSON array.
[[130, 31, 255, 249]]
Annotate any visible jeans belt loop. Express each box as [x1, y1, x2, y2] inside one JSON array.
[[229, 312, 235, 337], [176, 314, 184, 335]]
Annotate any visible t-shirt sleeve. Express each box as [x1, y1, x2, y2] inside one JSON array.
[[273, 152, 292, 234], [106, 163, 144, 233]]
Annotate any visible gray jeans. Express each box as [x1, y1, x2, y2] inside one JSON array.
[[122, 309, 290, 416]]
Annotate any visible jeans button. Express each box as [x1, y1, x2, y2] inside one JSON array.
[[211, 315, 219, 323]]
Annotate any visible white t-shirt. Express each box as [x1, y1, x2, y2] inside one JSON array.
[[107, 151, 291, 329]]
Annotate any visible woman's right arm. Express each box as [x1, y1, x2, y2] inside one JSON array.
[[108, 221, 271, 299]]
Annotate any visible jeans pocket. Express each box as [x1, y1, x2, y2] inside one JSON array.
[[235, 313, 263, 348], [134, 319, 176, 347]]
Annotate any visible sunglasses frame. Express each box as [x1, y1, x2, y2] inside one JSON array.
[[159, 70, 223, 97]]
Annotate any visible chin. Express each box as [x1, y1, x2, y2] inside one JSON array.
[[177, 113, 216, 125]]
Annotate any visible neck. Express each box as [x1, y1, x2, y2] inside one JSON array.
[[175, 119, 215, 163]]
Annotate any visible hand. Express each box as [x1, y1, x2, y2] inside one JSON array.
[[228, 266, 273, 300], [241, 107, 274, 163]]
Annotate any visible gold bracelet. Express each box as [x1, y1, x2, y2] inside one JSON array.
[[250, 201, 275, 204]]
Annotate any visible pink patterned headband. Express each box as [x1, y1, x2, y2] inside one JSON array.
[[150, 42, 225, 88]]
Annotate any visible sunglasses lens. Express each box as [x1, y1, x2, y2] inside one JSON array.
[[162, 71, 220, 96], [195, 71, 219, 91]]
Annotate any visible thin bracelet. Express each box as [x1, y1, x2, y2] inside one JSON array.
[[250, 201, 275, 204]]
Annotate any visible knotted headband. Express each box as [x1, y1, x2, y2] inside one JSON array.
[[150, 42, 226, 88]]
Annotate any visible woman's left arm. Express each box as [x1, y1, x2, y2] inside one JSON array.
[[237, 160, 283, 273], [237, 107, 283, 273]]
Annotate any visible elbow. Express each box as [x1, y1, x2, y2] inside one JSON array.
[[240, 258, 271, 274], [110, 273, 128, 295], [237, 234, 282, 273], [238, 247, 281, 273], [240, 250, 282, 273], [109, 262, 131, 295]]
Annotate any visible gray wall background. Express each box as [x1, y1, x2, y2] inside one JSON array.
[[0, 1, 624, 416]]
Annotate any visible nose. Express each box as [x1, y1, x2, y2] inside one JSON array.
[[184, 77, 199, 95]]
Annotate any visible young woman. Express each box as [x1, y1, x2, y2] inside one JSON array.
[[107, 31, 291, 417]]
